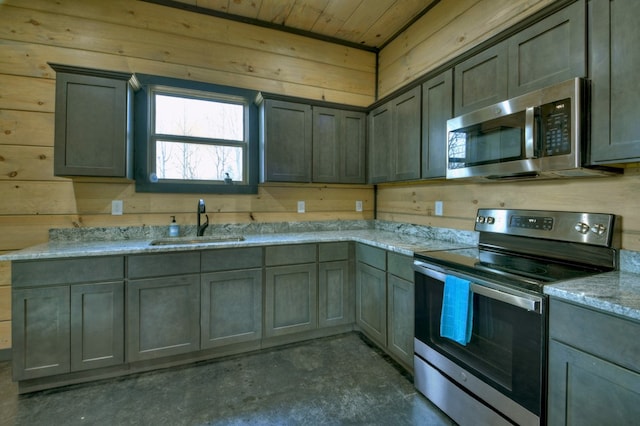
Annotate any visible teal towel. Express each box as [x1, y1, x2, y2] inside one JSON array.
[[440, 275, 474, 345]]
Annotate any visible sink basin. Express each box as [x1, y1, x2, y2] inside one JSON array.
[[150, 236, 245, 246]]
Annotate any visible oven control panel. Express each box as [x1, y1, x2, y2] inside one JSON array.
[[475, 209, 618, 247]]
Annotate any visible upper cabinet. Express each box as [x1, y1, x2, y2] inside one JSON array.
[[313, 107, 366, 184], [368, 86, 421, 183], [259, 99, 313, 183], [259, 98, 366, 184], [50, 64, 134, 178], [454, 1, 586, 115], [421, 70, 453, 179], [589, 0, 640, 164]]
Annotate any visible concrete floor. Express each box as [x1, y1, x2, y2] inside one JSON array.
[[0, 333, 454, 426]]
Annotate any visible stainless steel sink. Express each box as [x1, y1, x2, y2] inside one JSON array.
[[149, 236, 245, 246]]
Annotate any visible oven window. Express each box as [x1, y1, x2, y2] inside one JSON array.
[[415, 273, 544, 415], [448, 111, 526, 169]]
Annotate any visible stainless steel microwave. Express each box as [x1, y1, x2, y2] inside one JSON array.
[[446, 78, 618, 181]]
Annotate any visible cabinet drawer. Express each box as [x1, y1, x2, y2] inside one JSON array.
[[265, 244, 316, 266], [356, 244, 386, 269], [550, 299, 640, 372], [128, 252, 200, 279], [201, 247, 263, 272], [13, 256, 124, 288], [387, 252, 413, 282], [319, 242, 349, 262]]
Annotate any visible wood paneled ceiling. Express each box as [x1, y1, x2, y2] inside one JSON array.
[[147, 0, 439, 51]]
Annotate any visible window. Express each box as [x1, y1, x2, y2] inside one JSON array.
[[134, 75, 258, 193]]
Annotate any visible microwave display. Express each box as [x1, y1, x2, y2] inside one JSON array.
[[541, 98, 571, 156]]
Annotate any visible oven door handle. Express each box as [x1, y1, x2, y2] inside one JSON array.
[[413, 261, 542, 314]]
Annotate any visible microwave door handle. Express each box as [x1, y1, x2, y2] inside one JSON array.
[[524, 106, 536, 158]]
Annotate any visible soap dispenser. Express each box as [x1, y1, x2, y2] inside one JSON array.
[[169, 216, 179, 237]]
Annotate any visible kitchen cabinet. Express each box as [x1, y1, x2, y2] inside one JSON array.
[[318, 242, 354, 328], [264, 244, 318, 338], [127, 252, 200, 362], [589, 0, 640, 163], [312, 107, 366, 184], [259, 98, 312, 182], [200, 248, 263, 349], [368, 86, 421, 183], [355, 244, 387, 346], [49, 64, 134, 178], [421, 70, 453, 179], [11, 256, 124, 380], [548, 299, 640, 425], [454, 1, 585, 115], [386, 252, 414, 369]]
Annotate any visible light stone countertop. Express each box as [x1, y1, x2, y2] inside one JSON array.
[[544, 270, 640, 321]]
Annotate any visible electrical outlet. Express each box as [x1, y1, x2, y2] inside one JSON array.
[[112, 200, 123, 216], [435, 201, 443, 216], [297, 200, 305, 213], [355, 200, 363, 212]]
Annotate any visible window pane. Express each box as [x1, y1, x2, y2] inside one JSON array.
[[156, 141, 244, 181], [155, 94, 244, 141]]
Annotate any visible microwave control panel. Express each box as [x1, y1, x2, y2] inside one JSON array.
[[540, 98, 571, 156]]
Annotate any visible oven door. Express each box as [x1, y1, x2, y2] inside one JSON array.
[[414, 261, 546, 424]]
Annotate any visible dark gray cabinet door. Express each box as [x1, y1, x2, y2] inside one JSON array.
[[127, 275, 200, 362], [318, 260, 353, 328], [422, 70, 453, 179], [355, 261, 387, 347], [368, 102, 393, 183], [454, 41, 508, 115], [387, 273, 414, 369], [392, 86, 422, 181], [70, 282, 124, 371], [261, 99, 312, 182], [508, 0, 586, 97], [312, 107, 366, 183], [548, 340, 640, 425], [265, 263, 318, 337], [200, 269, 262, 348], [51, 64, 132, 177], [12, 286, 70, 380], [590, 0, 640, 163]]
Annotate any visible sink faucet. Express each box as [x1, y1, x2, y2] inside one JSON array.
[[197, 199, 209, 236]]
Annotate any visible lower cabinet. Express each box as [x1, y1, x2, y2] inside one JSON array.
[[548, 299, 640, 425], [318, 242, 353, 328], [127, 252, 200, 362], [355, 244, 414, 369]]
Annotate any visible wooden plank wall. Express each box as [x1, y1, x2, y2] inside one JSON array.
[[377, 0, 554, 97], [0, 0, 377, 351]]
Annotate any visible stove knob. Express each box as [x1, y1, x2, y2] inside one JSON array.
[[591, 224, 606, 235], [574, 222, 590, 234], [476, 216, 486, 224], [486, 217, 495, 225]]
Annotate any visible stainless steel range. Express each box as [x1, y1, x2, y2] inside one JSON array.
[[413, 209, 620, 426]]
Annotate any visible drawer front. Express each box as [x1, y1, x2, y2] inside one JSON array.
[[13, 256, 124, 288], [128, 252, 200, 279], [387, 252, 413, 282], [319, 242, 349, 262], [201, 247, 263, 272], [265, 244, 317, 266], [550, 299, 640, 373], [356, 244, 386, 269]]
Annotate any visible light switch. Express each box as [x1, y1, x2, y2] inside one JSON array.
[[297, 201, 305, 213], [435, 201, 443, 216], [112, 200, 123, 216]]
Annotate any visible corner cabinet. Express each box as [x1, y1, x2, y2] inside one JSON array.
[[548, 299, 640, 424], [312, 107, 366, 184], [11, 256, 125, 381], [259, 98, 312, 182], [368, 86, 421, 183], [49, 64, 134, 178], [454, 1, 586, 115], [589, 0, 640, 163]]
